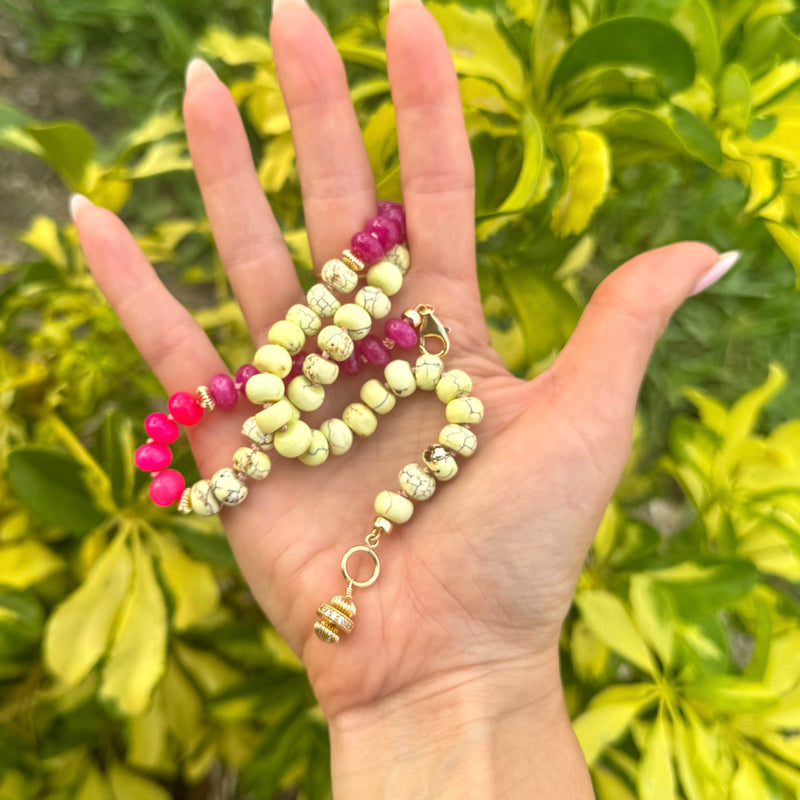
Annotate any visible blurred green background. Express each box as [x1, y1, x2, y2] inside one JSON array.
[[2, 0, 800, 798]]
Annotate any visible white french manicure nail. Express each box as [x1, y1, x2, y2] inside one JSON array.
[[69, 194, 94, 222], [273, 0, 309, 15], [185, 57, 218, 87], [690, 250, 741, 295]]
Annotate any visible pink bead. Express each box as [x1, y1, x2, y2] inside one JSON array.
[[168, 391, 203, 426], [235, 364, 260, 396], [358, 334, 392, 367], [149, 469, 185, 506], [135, 442, 173, 472], [365, 216, 401, 251], [351, 231, 385, 265], [377, 201, 406, 241], [210, 373, 237, 409], [144, 412, 179, 444], [384, 318, 418, 348], [341, 351, 363, 376]]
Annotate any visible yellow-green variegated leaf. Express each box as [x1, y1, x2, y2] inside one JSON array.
[[44, 531, 133, 687], [575, 590, 656, 675], [0, 540, 64, 589], [199, 27, 273, 66], [732, 755, 782, 800], [630, 575, 674, 669], [108, 763, 170, 800], [18, 216, 67, 268], [725, 363, 787, 447], [100, 534, 167, 715], [136, 219, 201, 264], [128, 695, 171, 773], [593, 766, 637, 800], [125, 141, 193, 180], [75, 766, 109, 800], [550, 129, 611, 237], [152, 534, 219, 630], [505, 0, 537, 25], [160, 659, 205, 750], [672, 717, 705, 800], [573, 683, 659, 766], [752, 61, 800, 107], [765, 221, 800, 278], [258, 132, 296, 194], [637, 707, 676, 800], [570, 618, 610, 683], [120, 110, 184, 153], [429, 3, 526, 102]]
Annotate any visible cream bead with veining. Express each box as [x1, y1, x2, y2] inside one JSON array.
[[398, 463, 436, 501], [190, 479, 221, 516], [320, 418, 353, 456], [414, 354, 443, 391], [288, 375, 325, 412], [274, 419, 313, 458], [286, 303, 322, 336], [423, 444, 459, 481], [299, 429, 329, 466], [367, 260, 404, 296], [211, 468, 248, 505], [384, 359, 417, 397], [385, 243, 410, 274], [439, 424, 477, 457], [268, 320, 305, 355], [321, 258, 359, 293], [245, 372, 285, 404], [435, 369, 473, 403], [446, 396, 484, 425], [307, 283, 341, 317], [342, 403, 378, 437], [255, 398, 294, 433], [334, 303, 372, 340], [318, 325, 354, 362], [242, 417, 274, 450], [253, 344, 292, 378], [360, 378, 396, 415], [374, 490, 414, 524], [302, 353, 339, 385], [354, 286, 391, 319], [232, 447, 271, 480]]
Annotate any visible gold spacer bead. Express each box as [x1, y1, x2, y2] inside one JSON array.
[[196, 385, 216, 411], [341, 249, 366, 272], [177, 487, 192, 514], [314, 620, 340, 643], [372, 516, 393, 536], [315, 595, 357, 642]]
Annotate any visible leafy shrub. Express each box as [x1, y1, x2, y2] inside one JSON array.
[[1, 1, 800, 798]]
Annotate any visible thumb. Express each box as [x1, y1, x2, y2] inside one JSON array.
[[547, 242, 738, 454]]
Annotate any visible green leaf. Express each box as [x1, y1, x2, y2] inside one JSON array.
[[550, 18, 695, 97], [718, 64, 752, 127], [44, 530, 133, 686], [573, 683, 658, 766], [8, 447, 106, 533], [199, 26, 273, 65], [637, 706, 676, 800], [0, 591, 43, 661], [683, 676, 780, 713], [107, 763, 170, 800], [575, 590, 656, 675], [0, 540, 65, 589], [765, 221, 800, 280], [26, 121, 95, 189], [732, 755, 783, 800], [99, 411, 136, 509], [630, 575, 674, 669], [100, 533, 167, 715]]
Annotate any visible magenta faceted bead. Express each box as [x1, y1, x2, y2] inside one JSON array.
[[358, 334, 392, 366], [341, 351, 363, 376], [168, 391, 203, 426], [384, 318, 418, 348], [144, 412, 179, 444], [149, 469, 185, 506], [235, 364, 260, 396], [377, 201, 406, 241], [135, 442, 173, 472], [351, 231, 385, 265], [365, 216, 401, 251], [210, 373, 237, 409]]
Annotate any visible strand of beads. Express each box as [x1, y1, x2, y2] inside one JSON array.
[[134, 368, 258, 506]]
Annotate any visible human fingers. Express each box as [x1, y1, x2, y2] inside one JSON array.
[[385, 1, 486, 345], [545, 243, 736, 482], [270, 0, 376, 264], [183, 59, 300, 341]]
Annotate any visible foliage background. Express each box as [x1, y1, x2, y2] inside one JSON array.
[[2, 0, 800, 798]]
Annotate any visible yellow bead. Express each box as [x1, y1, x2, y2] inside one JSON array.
[[439, 424, 477, 457], [299, 429, 329, 466], [354, 286, 391, 319], [286, 303, 322, 336], [288, 375, 325, 412], [321, 258, 359, 293], [255, 398, 294, 433], [320, 418, 353, 456], [435, 369, 473, 403], [307, 283, 341, 317], [303, 353, 339, 385], [245, 372, 285, 404], [342, 402, 378, 437], [274, 419, 313, 458], [232, 447, 271, 479], [334, 303, 372, 340], [374, 490, 414, 524], [384, 359, 417, 397], [360, 378, 397, 415], [414, 354, 443, 391], [268, 320, 305, 355], [253, 344, 292, 378], [318, 325, 354, 362], [446, 396, 484, 425], [367, 260, 404, 296]]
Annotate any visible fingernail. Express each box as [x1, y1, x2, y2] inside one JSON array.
[[690, 250, 741, 295], [273, 0, 309, 14], [389, 0, 423, 8], [69, 194, 94, 222], [185, 57, 217, 87]]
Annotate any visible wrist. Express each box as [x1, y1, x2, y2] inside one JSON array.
[[326, 647, 594, 799]]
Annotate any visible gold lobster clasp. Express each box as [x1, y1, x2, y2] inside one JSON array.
[[403, 304, 451, 358]]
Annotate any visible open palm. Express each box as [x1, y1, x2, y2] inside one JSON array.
[[74, 0, 721, 725]]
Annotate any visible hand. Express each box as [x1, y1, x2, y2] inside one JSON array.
[[72, 0, 728, 795]]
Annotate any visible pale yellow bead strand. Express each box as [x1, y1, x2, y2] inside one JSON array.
[[374, 490, 414, 524], [320, 418, 354, 456], [446, 396, 484, 425], [268, 320, 305, 355], [342, 403, 378, 438]]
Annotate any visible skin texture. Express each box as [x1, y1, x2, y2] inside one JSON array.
[[73, 2, 726, 796]]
